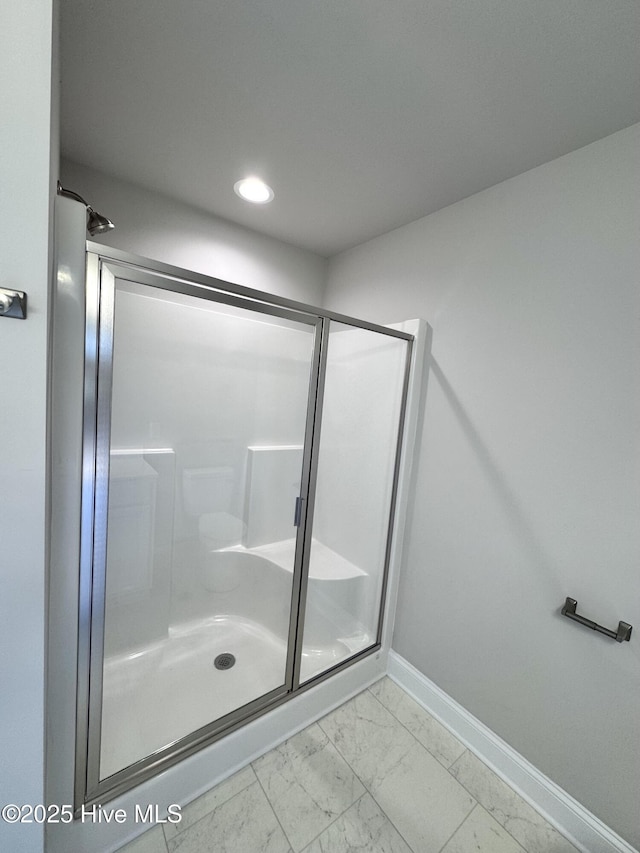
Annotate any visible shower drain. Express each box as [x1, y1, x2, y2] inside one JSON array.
[[214, 653, 236, 671]]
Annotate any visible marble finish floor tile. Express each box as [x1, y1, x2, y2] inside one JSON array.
[[440, 804, 527, 853], [165, 780, 291, 853], [369, 677, 466, 769], [302, 793, 412, 853], [318, 689, 419, 787], [253, 723, 365, 852], [163, 764, 255, 842], [120, 825, 168, 853], [320, 690, 476, 852], [116, 681, 580, 853], [449, 750, 579, 853], [369, 740, 476, 852]]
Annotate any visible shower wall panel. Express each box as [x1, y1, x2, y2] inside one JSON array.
[[103, 448, 175, 657], [110, 285, 312, 548]]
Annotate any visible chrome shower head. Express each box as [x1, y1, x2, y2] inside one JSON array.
[[86, 206, 115, 235], [57, 181, 115, 235]]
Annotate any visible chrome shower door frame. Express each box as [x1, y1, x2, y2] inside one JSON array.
[[75, 245, 414, 810]]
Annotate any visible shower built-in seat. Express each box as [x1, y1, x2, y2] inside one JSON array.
[[182, 464, 370, 656]]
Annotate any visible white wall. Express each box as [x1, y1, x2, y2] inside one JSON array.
[[60, 159, 327, 305], [324, 124, 640, 848], [0, 3, 56, 853]]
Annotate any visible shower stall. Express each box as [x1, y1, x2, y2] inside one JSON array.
[[66, 240, 416, 812]]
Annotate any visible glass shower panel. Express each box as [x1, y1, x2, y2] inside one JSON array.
[[300, 321, 408, 683], [97, 277, 317, 780]]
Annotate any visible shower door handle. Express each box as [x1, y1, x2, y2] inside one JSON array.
[[294, 497, 305, 527]]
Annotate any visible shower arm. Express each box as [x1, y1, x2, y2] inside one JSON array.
[[57, 181, 115, 235], [57, 181, 88, 206]]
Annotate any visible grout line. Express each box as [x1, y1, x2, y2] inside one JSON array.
[[315, 695, 427, 853], [297, 791, 369, 853], [120, 823, 169, 853], [252, 721, 376, 852], [252, 764, 297, 852], [437, 736, 564, 853], [367, 681, 465, 770], [433, 802, 480, 853], [158, 683, 536, 853], [362, 685, 481, 852], [442, 752, 548, 853], [161, 817, 172, 848], [366, 788, 422, 853], [372, 680, 566, 852], [366, 683, 462, 771], [387, 661, 598, 853], [161, 768, 258, 846]]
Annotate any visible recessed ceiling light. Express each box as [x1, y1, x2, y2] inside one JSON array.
[[234, 177, 274, 204]]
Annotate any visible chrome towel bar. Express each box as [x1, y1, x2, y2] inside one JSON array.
[[561, 597, 632, 643]]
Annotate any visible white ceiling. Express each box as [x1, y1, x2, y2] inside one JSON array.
[[60, 0, 640, 257]]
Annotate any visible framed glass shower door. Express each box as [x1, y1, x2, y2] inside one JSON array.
[[80, 257, 321, 799]]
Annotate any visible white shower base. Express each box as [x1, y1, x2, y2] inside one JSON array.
[[100, 615, 284, 779], [100, 608, 369, 779]]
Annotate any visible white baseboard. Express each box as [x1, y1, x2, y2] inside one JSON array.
[[387, 651, 638, 853]]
